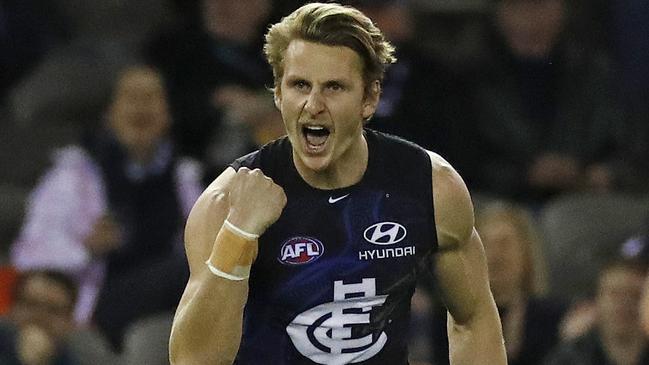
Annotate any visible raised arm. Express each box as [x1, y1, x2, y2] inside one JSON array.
[[427, 151, 507, 365], [169, 167, 286, 365]]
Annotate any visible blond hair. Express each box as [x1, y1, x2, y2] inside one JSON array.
[[264, 2, 396, 95], [476, 201, 550, 296]]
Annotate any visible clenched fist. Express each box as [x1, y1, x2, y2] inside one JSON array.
[[226, 167, 287, 236]]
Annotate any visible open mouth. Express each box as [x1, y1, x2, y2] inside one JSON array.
[[302, 125, 331, 152]]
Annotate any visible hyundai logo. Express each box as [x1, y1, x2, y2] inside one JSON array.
[[363, 222, 407, 245]]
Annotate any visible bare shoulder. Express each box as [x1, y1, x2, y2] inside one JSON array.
[[184, 167, 237, 270], [425, 151, 475, 250]]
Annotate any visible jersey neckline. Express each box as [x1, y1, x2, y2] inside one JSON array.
[[287, 128, 378, 195]]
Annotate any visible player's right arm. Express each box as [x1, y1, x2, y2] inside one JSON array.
[[169, 167, 286, 365]]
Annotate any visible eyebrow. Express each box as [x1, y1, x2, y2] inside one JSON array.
[[285, 76, 308, 83], [324, 79, 349, 87], [285, 74, 351, 85]]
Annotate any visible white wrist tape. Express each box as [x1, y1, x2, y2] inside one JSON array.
[[223, 219, 260, 240], [204, 220, 259, 281], [205, 260, 246, 281]]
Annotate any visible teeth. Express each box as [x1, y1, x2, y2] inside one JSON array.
[[302, 124, 330, 148], [305, 126, 326, 131]]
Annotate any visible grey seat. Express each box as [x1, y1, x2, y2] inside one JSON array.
[[121, 312, 175, 365], [67, 313, 175, 365], [539, 192, 649, 302], [67, 327, 120, 365]]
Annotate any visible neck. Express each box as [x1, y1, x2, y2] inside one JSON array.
[[294, 132, 368, 190]]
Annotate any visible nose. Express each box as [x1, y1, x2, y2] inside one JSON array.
[[303, 90, 325, 116]]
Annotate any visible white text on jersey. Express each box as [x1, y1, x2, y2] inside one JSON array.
[[358, 246, 416, 260]]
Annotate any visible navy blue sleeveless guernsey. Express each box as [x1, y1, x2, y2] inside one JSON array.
[[230, 129, 438, 365]]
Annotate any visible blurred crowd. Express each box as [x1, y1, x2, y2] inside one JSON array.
[[0, 0, 648, 364]]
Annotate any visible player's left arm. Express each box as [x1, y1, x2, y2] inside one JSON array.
[[427, 151, 507, 365]]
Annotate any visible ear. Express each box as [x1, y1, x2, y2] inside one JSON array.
[[273, 85, 282, 110], [362, 80, 381, 119]]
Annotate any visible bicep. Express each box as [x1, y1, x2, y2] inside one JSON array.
[[428, 150, 492, 324], [433, 229, 492, 324]]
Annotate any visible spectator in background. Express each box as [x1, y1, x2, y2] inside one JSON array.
[[575, 0, 649, 194], [0, 270, 80, 365], [431, 201, 567, 365], [470, 0, 623, 203], [147, 0, 284, 180], [543, 254, 649, 365], [349, 0, 479, 185], [10, 64, 203, 351], [5, 0, 175, 128], [557, 234, 649, 343]]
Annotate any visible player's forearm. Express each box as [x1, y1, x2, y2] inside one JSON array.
[[447, 306, 507, 365], [169, 272, 248, 365]]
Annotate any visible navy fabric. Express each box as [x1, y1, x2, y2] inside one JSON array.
[[231, 129, 437, 364]]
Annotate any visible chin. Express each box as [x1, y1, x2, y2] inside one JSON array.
[[299, 154, 332, 173], [292, 140, 332, 171]]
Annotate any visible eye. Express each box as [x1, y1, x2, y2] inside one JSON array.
[[326, 82, 344, 92], [291, 79, 310, 91]]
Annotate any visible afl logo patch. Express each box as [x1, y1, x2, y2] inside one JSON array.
[[278, 237, 324, 265], [363, 222, 407, 245]]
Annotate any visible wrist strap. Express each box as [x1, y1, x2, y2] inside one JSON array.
[[205, 221, 258, 281], [223, 219, 260, 239], [205, 260, 246, 281]]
